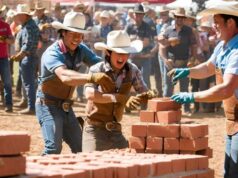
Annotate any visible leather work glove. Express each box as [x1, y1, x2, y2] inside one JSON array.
[[10, 51, 27, 62], [126, 96, 141, 110], [171, 92, 195, 104], [0, 35, 6, 43], [136, 90, 158, 104], [168, 68, 190, 85], [87, 73, 115, 93]]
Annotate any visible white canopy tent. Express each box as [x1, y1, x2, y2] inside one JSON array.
[[166, 0, 198, 12]]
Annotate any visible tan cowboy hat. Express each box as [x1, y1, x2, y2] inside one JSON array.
[[94, 30, 143, 54], [0, 5, 7, 12], [198, 1, 238, 17], [35, 2, 45, 10], [15, 4, 32, 16], [73, 2, 85, 13], [100, 10, 110, 18], [52, 11, 88, 34], [156, 5, 170, 13], [186, 10, 196, 20], [172, 7, 186, 17]]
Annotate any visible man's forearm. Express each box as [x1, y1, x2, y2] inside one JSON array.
[[189, 61, 215, 79]]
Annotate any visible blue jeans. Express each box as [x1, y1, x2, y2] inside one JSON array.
[[0, 58, 12, 107], [35, 101, 82, 155], [20, 55, 37, 109], [224, 132, 238, 178], [158, 55, 173, 97]]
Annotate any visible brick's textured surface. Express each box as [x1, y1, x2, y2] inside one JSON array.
[[0, 155, 26, 177], [164, 138, 180, 151], [128, 136, 145, 150], [155, 110, 181, 124], [183, 156, 199, 171], [172, 158, 186, 173], [131, 124, 147, 137], [180, 137, 208, 151], [146, 136, 163, 152], [140, 110, 155, 123], [0, 131, 30, 155], [197, 147, 213, 158], [148, 98, 181, 111], [197, 156, 209, 169], [155, 159, 172, 176], [180, 124, 208, 139], [147, 124, 180, 138]]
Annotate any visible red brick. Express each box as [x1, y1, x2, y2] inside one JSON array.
[[180, 124, 208, 139], [179, 174, 197, 178], [138, 161, 151, 178], [196, 169, 214, 178], [180, 150, 196, 155], [171, 158, 186, 173], [163, 150, 179, 154], [197, 147, 213, 158], [0, 155, 26, 177], [57, 169, 86, 178], [140, 110, 155, 123], [148, 98, 181, 112], [183, 155, 199, 171], [155, 110, 181, 124], [197, 156, 209, 169], [155, 158, 172, 176], [180, 137, 208, 151], [0, 131, 30, 155], [164, 138, 179, 151], [147, 123, 180, 138], [112, 163, 128, 178], [128, 136, 145, 150], [146, 136, 163, 152], [131, 124, 147, 137]]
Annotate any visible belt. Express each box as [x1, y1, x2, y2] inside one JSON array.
[[86, 119, 122, 132], [36, 98, 73, 112]]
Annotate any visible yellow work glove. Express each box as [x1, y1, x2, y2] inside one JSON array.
[[87, 73, 115, 93], [126, 96, 141, 110]]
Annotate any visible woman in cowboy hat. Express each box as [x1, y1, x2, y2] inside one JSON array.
[[35, 11, 114, 155], [169, 2, 238, 177], [83, 30, 156, 152]]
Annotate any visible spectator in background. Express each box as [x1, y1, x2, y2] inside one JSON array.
[[10, 4, 40, 114], [0, 5, 15, 112]]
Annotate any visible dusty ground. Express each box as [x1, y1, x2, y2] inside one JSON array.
[[0, 93, 225, 178]]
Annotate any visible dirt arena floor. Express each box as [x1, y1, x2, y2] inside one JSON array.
[[0, 92, 225, 178]]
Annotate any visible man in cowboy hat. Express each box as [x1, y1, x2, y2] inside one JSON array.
[[82, 30, 156, 152], [35, 11, 114, 155], [158, 7, 197, 115], [0, 5, 14, 112], [33, 2, 55, 73], [168, 2, 238, 177], [10, 4, 40, 114]]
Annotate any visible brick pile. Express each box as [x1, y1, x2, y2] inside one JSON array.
[[0, 131, 30, 177], [129, 98, 213, 158], [23, 150, 213, 178]]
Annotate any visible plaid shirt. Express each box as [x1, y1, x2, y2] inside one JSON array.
[[85, 60, 148, 93], [17, 18, 40, 54]]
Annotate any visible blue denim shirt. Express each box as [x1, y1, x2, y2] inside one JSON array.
[[19, 18, 40, 54], [209, 34, 238, 98]]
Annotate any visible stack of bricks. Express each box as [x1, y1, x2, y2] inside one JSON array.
[[0, 131, 30, 177], [23, 150, 213, 178], [129, 98, 212, 158]]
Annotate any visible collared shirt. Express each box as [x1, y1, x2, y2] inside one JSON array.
[[209, 34, 238, 98], [0, 20, 12, 58], [85, 60, 148, 93], [17, 18, 40, 54], [162, 24, 196, 60], [38, 40, 101, 85]]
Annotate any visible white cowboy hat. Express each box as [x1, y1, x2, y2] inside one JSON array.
[[52, 11, 88, 34], [94, 30, 143, 54], [198, 1, 238, 17], [34, 2, 45, 10], [15, 4, 32, 16]]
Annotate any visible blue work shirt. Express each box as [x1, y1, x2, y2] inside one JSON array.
[[37, 40, 101, 98], [209, 34, 238, 98], [18, 18, 40, 55]]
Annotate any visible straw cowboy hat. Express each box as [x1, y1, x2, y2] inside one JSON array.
[[157, 5, 170, 13], [186, 10, 196, 20], [35, 2, 45, 10], [172, 7, 186, 17], [52, 11, 88, 34], [73, 2, 85, 13], [198, 1, 238, 17], [15, 4, 32, 16], [94, 30, 143, 54], [100, 10, 110, 18]]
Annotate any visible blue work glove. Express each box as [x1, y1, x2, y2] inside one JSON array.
[[168, 68, 190, 85], [171, 92, 195, 104]]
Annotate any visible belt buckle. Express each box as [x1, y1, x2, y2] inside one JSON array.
[[105, 121, 121, 132], [62, 102, 70, 112]]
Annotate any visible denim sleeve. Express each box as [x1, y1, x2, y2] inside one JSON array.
[[80, 44, 102, 67]]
